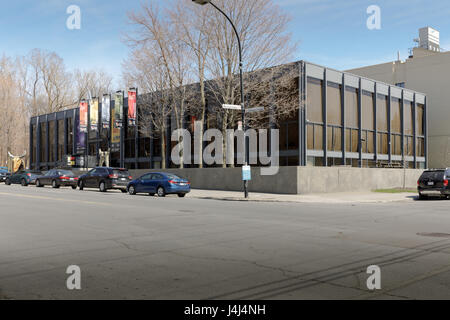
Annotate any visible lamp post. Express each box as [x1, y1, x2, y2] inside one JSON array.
[[192, 0, 249, 198]]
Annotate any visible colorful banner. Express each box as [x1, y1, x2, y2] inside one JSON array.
[[90, 98, 99, 131], [114, 91, 123, 128], [111, 101, 120, 145], [79, 100, 88, 133], [128, 89, 137, 126], [101, 95, 111, 129], [76, 114, 86, 152]]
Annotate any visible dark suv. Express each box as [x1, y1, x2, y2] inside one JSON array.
[[417, 168, 450, 200], [78, 167, 131, 192]]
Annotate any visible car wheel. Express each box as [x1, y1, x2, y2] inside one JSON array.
[[71, 185, 77, 190], [178, 193, 186, 198], [21, 178, 28, 187], [128, 185, 136, 195], [157, 186, 166, 197], [5, 178, 11, 185], [99, 181, 107, 192], [52, 180, 60, 189], [79, 180, 84, 190]]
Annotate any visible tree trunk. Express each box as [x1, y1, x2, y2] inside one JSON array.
[[161, 131, 166, 169]]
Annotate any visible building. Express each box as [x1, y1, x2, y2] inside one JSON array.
[[29, 61, 427, 171], [347, 27, 448, 168]]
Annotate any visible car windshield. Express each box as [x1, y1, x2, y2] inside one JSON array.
[[421, 170, 445, 180]]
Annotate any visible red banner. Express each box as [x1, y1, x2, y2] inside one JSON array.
[[128, 89, 137, 126], [79, 101, 88, 133]]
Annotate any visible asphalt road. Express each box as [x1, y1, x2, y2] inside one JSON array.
[[0, 184, 449, 300]]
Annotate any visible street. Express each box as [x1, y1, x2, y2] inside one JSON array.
[[0, 184, 449, 300]]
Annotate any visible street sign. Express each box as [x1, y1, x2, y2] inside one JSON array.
[[242, 165, 251, 181], [222, 104, 242, 110], [245, 107, 264, 113]]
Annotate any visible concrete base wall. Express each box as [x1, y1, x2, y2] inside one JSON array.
[[297, 167, 422, 194], [130, 167, 424, 195]]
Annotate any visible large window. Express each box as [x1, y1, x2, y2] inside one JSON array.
[[125, 125, 136, 158], [306, 77, 323, 150], [49, 121, 55, 163], [416, 103, 425, 157], [404, 101, 414, 156], [32, 124, 36, 166], [376, 94, 389, 154], [40, 123, 47, 162], [391, 97, 401, 155], [345, 86, 358, 152], [327, 82, 342, 152], [361, 90, 374, 154], [57, 119, 64, 161]]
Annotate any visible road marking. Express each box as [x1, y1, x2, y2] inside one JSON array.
[[0, 191, 114, 207]]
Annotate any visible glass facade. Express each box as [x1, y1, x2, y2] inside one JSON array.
[[29, 61, 428, 171], [304, 62, 427, 169]]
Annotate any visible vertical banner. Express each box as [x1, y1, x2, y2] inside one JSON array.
[[102, 95, 111, 129], [79, 100, 88, 133], [128, 88, 137, 126], [76, 113, 86, 152], [111, 101, 120, 146], [90, 98, 99, 131], [114, 91, 123, 128]]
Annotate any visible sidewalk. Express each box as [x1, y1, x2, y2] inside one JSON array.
[[187, 189, 418, 204]]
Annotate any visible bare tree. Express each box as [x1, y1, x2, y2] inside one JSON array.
[[0, 56, 27, 166], [203, 0, 296, 166], [74, 69, 114, 102], [169, 1, 213, 168], [123, 46, 174, 168], [125, 2, 194, 168]]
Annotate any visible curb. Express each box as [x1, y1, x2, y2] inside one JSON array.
[[189, 195, 417, 204]]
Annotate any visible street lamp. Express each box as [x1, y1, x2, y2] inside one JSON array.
[[192, 0, 249, 198]]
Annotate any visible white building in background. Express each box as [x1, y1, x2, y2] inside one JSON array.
[[347, 27, 450, 168]]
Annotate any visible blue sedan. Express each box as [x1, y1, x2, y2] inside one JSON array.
[[127, 172, 191, 197]]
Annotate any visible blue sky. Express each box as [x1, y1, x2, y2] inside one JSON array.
[[1, 0, 450, 85]]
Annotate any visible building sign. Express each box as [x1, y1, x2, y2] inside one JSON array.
[[128, 89, 137, 126], [114, 91, 123, 128], [242, 165, 251, 181], [79, 100, 88, 133], [101, 95, 111, 129], [90, 98, 99, 131]]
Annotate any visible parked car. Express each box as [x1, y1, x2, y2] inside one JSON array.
[[417, 168, 450, 200], [127, 172, 191, 197], [0, 169, 10, 183], [5, 170, 41, 186], [78, 167, 131, 192], [35, 169, 78, 189]]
